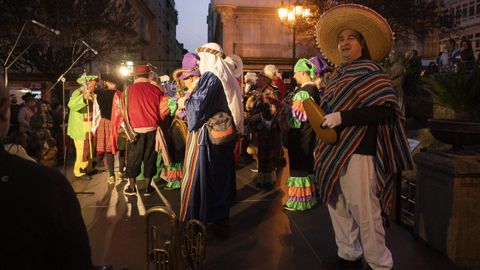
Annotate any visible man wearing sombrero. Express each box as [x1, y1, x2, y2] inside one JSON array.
[[313, 5, 413, 270], [18, 92, 36, 133]]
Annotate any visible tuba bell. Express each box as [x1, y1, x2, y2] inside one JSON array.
[[183, 219, 206, 268], [146, 206, 206, 270], [146, 206, 180, 270]]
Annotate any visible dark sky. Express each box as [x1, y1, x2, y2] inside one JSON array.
[[176, 0, 211, 52]]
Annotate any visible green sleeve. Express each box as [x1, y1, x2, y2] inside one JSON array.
[[68, 89, 87, 112], [168, 97, 178, 116], [292, 90, 311, 102]]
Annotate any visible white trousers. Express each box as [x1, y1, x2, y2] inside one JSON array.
[[327, 154, 393, 270]]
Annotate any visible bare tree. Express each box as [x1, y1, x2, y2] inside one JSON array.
[[0, 0, 138, 86]]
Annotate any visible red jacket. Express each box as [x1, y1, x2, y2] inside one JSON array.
[[110, 91, 123, 154], [127, 79, 164, 129]]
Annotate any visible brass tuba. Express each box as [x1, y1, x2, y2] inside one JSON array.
[[183, 219, 206, 268], [146, 206, 206, 270], [145, 207, 180, 270], [172, 68, 189, 98]]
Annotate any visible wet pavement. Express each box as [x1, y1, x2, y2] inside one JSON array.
[[69, 154, 460, 270]]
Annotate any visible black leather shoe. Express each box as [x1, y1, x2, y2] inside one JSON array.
[[322, 255, 363, 269], [76, 175, 92, 180]]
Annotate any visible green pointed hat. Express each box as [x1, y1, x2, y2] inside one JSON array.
[[76, 74, 98, 85]]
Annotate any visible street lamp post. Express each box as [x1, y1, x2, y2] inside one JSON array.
[[278, 0, 311, 66]]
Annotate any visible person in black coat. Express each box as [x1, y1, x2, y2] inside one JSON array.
[[0, 88, 93, 269]]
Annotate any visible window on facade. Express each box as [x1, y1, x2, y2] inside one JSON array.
[[477, 0, 480, 15], [456, 6, 461, 23], [139, 17, 145, 41], [462, 4, 468, 20], [469, 2, 475, 17]]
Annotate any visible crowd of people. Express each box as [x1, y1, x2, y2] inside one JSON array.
[[1, 4, 421, 269], [6, 92, 61, 166]]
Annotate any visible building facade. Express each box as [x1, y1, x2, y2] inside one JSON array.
[[145, 0, 185, 76], [208, 0, 317, 72], [113, 0, 184, 77], [439, 0, 480, 56]]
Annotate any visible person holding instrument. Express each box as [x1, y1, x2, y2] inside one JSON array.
[[282, 58, 320, 212], [67, 75, 98, 180], [313, 5, 413, 269]]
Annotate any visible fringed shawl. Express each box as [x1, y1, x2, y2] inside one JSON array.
[[314, 60, 413, 214]]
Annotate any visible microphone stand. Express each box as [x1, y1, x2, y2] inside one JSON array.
[[47, 49, 95, 195], [60, 76, 67, 177], [3, 21, 31, 88], [45, 49, 91, 95]]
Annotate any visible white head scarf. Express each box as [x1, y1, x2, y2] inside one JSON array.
[[196, 43, 244, 134], [225, 54, 244, 78], [263, 64, 278, 79]]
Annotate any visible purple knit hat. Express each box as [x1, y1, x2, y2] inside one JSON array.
[[178, 53, 200, 80], [308, 55, 331, 77]]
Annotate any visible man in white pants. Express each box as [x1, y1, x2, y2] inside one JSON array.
[[313, 4, 414, 270]]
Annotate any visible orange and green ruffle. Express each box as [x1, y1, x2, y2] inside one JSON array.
[[285, 175, 316, 211], [164, 163, 182, 189]]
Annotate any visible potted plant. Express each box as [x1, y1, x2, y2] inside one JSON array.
[[421, 65, 480, 148]]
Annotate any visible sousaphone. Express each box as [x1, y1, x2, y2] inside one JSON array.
[[302, 98, 337, 144]]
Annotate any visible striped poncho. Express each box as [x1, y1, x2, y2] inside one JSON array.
[[314, 60, 413, 214]]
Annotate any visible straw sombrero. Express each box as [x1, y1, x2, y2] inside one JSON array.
[[315, 4, 393, 66]]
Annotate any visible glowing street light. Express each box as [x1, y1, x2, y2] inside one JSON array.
[[119, 66, 129, 77], [278, 0, 312, 65], [119, 60, 133, 77]]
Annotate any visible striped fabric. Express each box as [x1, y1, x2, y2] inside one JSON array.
[[314, 60, 414, 215], [155, 127, 171, 166], [196, 46, 225, 58], [180, 130, 200, 222], [96, 118, 112, 155]]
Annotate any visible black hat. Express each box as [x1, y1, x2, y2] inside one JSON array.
[[101, 74, 123, 89], [21, 92, 36, 101]]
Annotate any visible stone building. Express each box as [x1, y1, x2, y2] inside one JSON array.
[[114, 0, 184, 77], [439, 0, 480, 56], [208, 0, 316, 73], [144, 0, 185, 76], [415, 0, 480, 60]]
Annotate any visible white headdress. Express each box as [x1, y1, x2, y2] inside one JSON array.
[[196, 43, 244, 134]]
